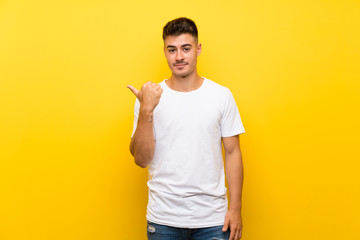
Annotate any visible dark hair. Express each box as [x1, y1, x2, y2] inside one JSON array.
[[162, 17, 198, 42]]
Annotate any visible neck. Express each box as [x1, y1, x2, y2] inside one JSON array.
[[167, 72, 203, 92]]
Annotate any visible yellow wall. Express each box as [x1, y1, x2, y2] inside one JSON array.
[[1, 0, 359, 239]]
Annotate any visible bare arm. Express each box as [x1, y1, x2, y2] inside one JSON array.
[[127, 82, 163, 168], [129, 107, 155, 168], [222, 135, 243, 240]]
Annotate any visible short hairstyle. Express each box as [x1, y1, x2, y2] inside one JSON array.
[[162, 17, 198, 42]]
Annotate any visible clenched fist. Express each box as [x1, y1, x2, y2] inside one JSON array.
[[127, 81, 163, 112]]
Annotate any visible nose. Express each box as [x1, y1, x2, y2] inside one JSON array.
[[176, 51, 184, 61]]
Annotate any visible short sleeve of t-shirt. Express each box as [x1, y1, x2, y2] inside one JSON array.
[[131, 98, 140, 138], [220, 88, 245, 137]]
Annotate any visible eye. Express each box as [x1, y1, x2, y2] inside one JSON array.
[[183, 48, 190, 52], [168, 49, 175, 53]]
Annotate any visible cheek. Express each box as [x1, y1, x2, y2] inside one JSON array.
[[165, 55, 173, 63], [189, 54, 197, 63]]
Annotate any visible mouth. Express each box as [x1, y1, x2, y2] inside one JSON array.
[[174, 63, 187, 68]]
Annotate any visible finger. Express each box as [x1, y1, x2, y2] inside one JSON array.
[[127, 85, 139, 98], [144, 81, 157, 90], [222, 217, 229, 232], [235, 228, 240, 240], [150, 83, 159, 90], [229, 227, 235, 240], [238, 228, 242, 239], [144, 81, 152, 87], [232, 224, 238, 240], [141, 82, 149, 90]]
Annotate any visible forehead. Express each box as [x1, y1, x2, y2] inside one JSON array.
[[164, 33, 197, 47]]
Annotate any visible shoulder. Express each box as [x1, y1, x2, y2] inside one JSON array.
[[204, 77, 232, 96], [158, 79, 167, 87]]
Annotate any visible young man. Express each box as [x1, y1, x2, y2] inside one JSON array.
[[127, 17, 245, 240]]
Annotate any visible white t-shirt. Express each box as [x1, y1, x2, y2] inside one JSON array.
[[131, 77, 245, 228]]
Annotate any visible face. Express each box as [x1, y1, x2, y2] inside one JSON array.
[[163, 33, 201, 78]]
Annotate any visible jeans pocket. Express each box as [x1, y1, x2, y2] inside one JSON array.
[[147, 221, 156, 234]]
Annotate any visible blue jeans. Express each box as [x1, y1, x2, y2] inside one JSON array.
[[147, 221, 230, 240]]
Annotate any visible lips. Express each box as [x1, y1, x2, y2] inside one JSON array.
[[174, 63, 187, 67]]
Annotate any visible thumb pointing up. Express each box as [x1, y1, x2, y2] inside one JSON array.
[[127, 85, 139, 99]]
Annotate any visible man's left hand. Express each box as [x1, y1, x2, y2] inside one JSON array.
[[222, 208, 243, 240]]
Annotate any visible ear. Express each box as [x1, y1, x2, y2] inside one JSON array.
[[197, 43, 202, 57]]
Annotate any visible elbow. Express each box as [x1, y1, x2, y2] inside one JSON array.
[[129, 139, 135, 157], [136, 162, 147, 168], [134, 151, 153, 168], [134, 157, 150, 168], [129, 140, 153, 168]]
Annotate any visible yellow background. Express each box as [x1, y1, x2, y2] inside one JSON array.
[[1, 0, 359, 239]]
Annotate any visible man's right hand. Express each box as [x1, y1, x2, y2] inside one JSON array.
[[127, 81, 163, 112]]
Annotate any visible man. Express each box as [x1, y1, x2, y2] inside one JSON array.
[[127, 17, 245, 240]]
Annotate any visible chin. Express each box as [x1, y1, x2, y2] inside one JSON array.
[[174, 72, 190, 78], [173, 69, 193, 77]]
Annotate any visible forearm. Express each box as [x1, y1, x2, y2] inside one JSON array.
[[130, 107, 155, 168], [225, 150, 244, 211]]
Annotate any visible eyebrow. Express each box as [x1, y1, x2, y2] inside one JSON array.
[[166, 44, 192, 48]]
